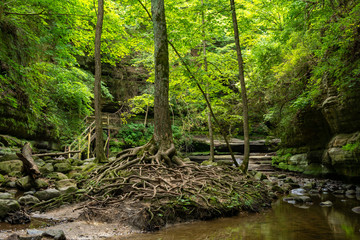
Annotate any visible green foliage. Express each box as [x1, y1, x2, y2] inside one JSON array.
[[111, 123, 154, 151], [272, 148, 293, 166], [1, 0, 359, 148], [342, 142, 360, 153], [110, 123, 193, 153]]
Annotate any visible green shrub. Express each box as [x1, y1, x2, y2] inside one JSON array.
[[110, 123, 193, 153]]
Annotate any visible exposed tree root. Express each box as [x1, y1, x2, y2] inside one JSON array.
[[30, 141, 271, 231], [78, 141, 271, 230]]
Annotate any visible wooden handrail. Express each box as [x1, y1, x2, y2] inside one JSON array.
[[65, 109, 128, 159]]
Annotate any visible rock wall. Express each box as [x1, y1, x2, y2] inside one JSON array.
[[77, 55, 149, 113], [274, 84, 360, 180]]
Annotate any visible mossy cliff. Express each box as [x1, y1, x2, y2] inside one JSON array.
[[273, 88, 360, 180]]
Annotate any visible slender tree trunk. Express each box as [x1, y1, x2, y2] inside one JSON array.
[[94, 0, 106, 163], [144, 104, 149, 127], [230, 0, 250, 173], [151, 0, 173, 149], [202, 0, 214, 161]]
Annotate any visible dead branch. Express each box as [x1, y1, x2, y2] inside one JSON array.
[[16, 142, 40, 179]]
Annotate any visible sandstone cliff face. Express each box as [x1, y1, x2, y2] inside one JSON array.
[[276, 85, 360, 180], [77, 55, 149, 113]]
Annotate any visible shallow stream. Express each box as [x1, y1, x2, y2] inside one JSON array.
[[112, 193, 360, 240]]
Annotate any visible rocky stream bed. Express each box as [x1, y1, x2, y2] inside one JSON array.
[[0, 137, 359, 240]]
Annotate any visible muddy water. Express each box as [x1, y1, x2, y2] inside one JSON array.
[[112, 194, 360, 240]]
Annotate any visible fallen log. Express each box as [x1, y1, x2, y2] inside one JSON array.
[[33, 150, 81, 157], [16, 142, 41, 179]]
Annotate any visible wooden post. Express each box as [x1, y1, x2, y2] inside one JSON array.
[[87, 132, 91, 159], [78, 136, 81, 160], [68, 146, 71, 159], [107, 128, 110, 158]]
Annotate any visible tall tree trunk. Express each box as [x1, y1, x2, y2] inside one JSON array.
[[94, 0, 106, 163], [144, 104, 149, 127], [230, 0, 250, 173], [151, 0, 173, 149], [202, 0, 214, 161]]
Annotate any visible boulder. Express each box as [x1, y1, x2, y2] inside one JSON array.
[[46, 172, 68, 180], [333, 190, 345, 195], [288, 154, 308, 171], [320, 200, 333, 207], [303, 163, 331, 176], [34, 178, 49, 189], [68, 170, 82, 179], [42, 229, 66, 240], [290, 188, 306, 196], [0, 160, 23, 174], [39, 163, 54, 173], [254, 172, 267, 181], [0, 199, 20, 218], [56, 179, 77, 194], [294, 196, 312, 204], [16, 176, 34, 190], [0, 135, 23, 148], [303, 182, 315, 191], [5, 234, 20, 240], [8, 171, 22, 177], [34, 189, 60, 201], [34, 158, 46, 167], [53, 162, 72, 173], [24, 190, 36, 195], [0, 192, 14, 199], [27, 229, 44, 236], [0, 154, 18, 162], [345, 190, 355, 196], [18, 195, 40, 205], [352, 206, 360, 214], [6, 181, 16, 188]]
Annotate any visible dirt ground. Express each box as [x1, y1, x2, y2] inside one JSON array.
[[0, 203, 140, 240]]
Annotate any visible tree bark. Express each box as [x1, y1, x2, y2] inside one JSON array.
[[151, 0, 173, 149], [230, 0, 250, 173], [202, 0, 215, 161], [16, 143, 40, 179], [94, 0, 106, 163]]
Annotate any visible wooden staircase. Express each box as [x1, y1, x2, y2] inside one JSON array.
[[66, 111, 127, 159]]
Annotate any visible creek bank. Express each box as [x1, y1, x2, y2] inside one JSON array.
[[272, 81, 360, 180], [2, 164, 360, 239], [1, 138, 359, 240], [0, 142, 274, 239]]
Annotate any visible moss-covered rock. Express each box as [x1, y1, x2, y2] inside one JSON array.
[[0, 160, 23, 174], [46, 172, 68, 180], [34, 158, 46, 167], [0, 135, 23, 147], [39, 163, 54, 174], [34, 189, 60, 201], [0, 192, 14, 199], [0, 199, 20, 218], [53, 162, 72, 173], [18, 195, 40, 205], [55, 179, 77, 194], [34, 178, 49, 189], [303, 163, 332, 176], [0, 154, 18, 162], [16, 176, 34, 190]]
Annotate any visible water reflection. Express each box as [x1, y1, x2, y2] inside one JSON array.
[[110, 194, 360, 240]]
